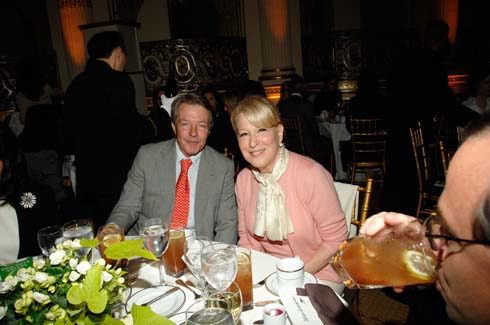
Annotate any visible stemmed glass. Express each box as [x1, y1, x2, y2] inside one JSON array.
[[37, 226, 63, 257], [204, 280, 242, 324], [201, 243, 237, 291], [139, 218, 170, 285], [185, 298, 234, 325], [62, 219, 94, 258], [183, 236, 212, 290]]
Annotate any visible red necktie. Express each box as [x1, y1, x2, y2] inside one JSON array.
[[170, 159, 192, 229]]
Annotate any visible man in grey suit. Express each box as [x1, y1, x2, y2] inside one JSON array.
[[108, 93, 237, 244]]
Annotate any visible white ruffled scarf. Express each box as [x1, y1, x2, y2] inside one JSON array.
[[252, 147, 294, 241]]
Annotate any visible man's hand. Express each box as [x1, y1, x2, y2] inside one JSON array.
[[360, 211, 417, 293], [360, 211, 416, 237]]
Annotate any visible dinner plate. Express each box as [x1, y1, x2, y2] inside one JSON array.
[[168, 312, 186, 325], [265, 272, 318, 296], [125, 285, 186, 317]]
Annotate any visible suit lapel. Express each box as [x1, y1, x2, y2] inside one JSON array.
[[195, 147, 216, 230], [160, 139, 177, 209]]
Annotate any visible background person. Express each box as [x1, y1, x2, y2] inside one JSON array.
[[232, 96, 348, 293], [63, 31, 152, 230]]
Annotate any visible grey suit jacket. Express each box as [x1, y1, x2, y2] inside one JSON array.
[[108, 139, 237, 244]]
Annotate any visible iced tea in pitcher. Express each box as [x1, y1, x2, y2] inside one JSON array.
[[330, 220, 437, 288]]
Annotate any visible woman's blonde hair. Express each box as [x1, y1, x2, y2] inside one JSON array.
[[230, 96, 282, 133]]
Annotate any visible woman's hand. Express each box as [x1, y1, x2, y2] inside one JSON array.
[[360, 211, 416, 237]]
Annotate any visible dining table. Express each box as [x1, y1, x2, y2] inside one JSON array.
[[317, 116, 351, 181], [119, 246, 348, 324]]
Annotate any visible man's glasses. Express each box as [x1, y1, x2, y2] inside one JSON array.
[[424, 212, 490, 251]]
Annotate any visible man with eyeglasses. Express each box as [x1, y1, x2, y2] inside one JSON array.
[[360, 115, 490, 323]]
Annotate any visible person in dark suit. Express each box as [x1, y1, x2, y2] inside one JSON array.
[[63, 31, 151, 230], [108, 93, 237, 244], [278, 75, 332, 169]]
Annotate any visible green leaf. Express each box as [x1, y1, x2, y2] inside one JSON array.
[[84, 265, 103, 294], [66, 285, 85, 305], [104, 239, 157, 261], [87, 314, 124, 325], [81, 237, 100, 249], [131, 305, 173, 325], [86, 290, 108, 314]]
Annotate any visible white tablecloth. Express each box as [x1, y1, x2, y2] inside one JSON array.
[[317, 118, 351, 181], [125, 248, 347, 324]]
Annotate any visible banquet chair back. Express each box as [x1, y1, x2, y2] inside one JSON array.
[[349, 118, 386, 186], [334, 178, 374, 237], [282, 114, 305, 155], [409, 121, 440, 219], [224, 147, 240, 175]]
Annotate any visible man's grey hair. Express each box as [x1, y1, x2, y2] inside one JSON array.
[[170, 92, 214, 128]]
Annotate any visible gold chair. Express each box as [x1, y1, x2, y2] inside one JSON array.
[[282, 114, 305, 155], [409, 121, 441, 219], [334, 177, 375, 237], [438, 139, 454, 176], [352, 178, 374, 231], [349, 118, 386, 186]]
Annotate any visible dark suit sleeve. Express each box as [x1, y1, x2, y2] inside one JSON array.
[[214, 158, 238, 244], [107, 146, 147, 232]]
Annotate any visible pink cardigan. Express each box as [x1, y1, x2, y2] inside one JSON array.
[[235, 151, 347, 282]]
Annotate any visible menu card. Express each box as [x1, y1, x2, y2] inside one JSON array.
[[280, 294, 323, 325]]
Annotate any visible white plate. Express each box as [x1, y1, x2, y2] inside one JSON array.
[[265, 272, 318, 296], [125, 285, 186, 317], [168, 312, 186, 325]]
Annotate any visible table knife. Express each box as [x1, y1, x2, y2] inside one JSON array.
[[140, 287, 179, 306]]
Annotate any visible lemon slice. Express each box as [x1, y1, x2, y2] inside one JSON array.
[[402, 250, 436, 280], [237, 252, 251, 265], [170, 230, 184, 240], [103, 234, 122, 247]]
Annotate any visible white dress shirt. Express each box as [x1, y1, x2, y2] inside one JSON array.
[[175, 143, 202, 230]]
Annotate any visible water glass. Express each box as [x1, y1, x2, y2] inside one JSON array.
[[37, 226, 62, 257], [186, 298, 234, 325], [62, 219, 94, 258], [201, 243, 237, 291], [184, 236, 212, 290], [139, 218, 169, 285]]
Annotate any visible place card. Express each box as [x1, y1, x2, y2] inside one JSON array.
[[279, 294, 323, 325]]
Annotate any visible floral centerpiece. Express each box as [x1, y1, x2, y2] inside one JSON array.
[[0, 238, 172, 325]]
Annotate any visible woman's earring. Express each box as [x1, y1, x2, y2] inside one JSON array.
[[279, 142, 284, 148]]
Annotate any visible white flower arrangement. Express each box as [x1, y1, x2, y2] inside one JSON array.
[[0, 239, 127, 324]]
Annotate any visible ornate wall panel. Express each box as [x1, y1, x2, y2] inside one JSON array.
[[140, 37, 248, 95]]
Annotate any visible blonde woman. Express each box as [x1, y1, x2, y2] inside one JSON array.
[[231, 96, 348, 293]]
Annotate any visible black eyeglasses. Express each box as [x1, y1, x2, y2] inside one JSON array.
[[424, 213, 490, 251]]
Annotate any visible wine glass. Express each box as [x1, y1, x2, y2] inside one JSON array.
[[201, 243, 237, 291], [204, 280, 242, 324], [139, 218, 169, 285], [183, 236, 212, 290], [37, 226, 62, 257], [185, 298, 234, 325], [62, 219, 94, 258]]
